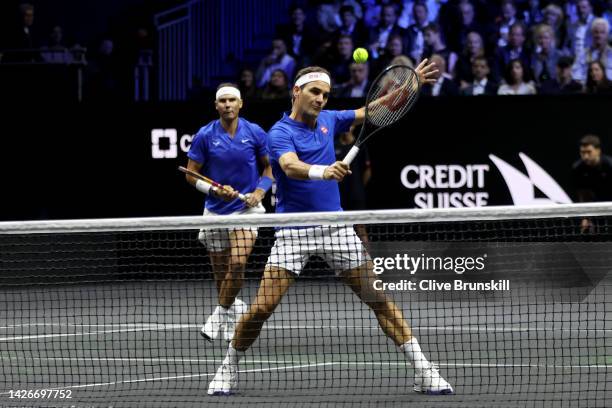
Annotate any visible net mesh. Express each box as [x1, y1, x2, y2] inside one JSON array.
[[0, 205, 611, 408], [366, 65, 419, 128]]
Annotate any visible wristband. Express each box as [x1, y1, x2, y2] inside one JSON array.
[[308, 165, 328, 180], [256, 176, 273, 193], [195, 179, 212, 194]]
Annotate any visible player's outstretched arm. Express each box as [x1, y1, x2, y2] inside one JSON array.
[[279, 152, 351, 181]]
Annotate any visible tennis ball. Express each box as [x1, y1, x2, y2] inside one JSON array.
[[353, 48, 368, 64]]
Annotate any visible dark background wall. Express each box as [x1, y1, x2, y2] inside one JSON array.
[[0, 0, 180, 45], [1, 95, 610, 221]]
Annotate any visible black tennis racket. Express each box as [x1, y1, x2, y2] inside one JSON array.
[[343, 64, 421, 165]]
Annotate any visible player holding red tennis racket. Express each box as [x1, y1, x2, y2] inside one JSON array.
[[185, 83, 273, 343], [208, 60, 454, 397]]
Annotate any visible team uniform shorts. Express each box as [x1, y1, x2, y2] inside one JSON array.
[[267, 224, 370, 275], [198, 204, 264, 252]]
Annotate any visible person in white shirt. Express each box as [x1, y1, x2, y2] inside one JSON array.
[[461, 56, 498, 96], [572, 18, 612, 83], [422, 53, 458, 96], [498, 59, 537, 95]]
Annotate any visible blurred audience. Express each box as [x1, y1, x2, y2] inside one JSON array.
[[333, 61, 370, 97], [543, 3, 568, 49], [7, 0, 612, 99], [255, 38, 296, 88], [495, 22, 531, 79], [585, 60, 612, 93], [455, 31, 490, 87], [335, 5, 369, 47], [539, 56, 584, 93], [423, 23, 458, 78], [277, 5, 317, 65], [572, 18, 612, 82], [565, 0, 596, 56], [4, 3, 40, 62], [406, 1, 430, 62], [368, 4, 408, 59], [498, 58, 537, 95], [495, 0, 520, 48], [238, 68, 258, 98], [323, 34, 356, 84], [260, 69, 291, 100], [531, 24, 567, 85], [461, 56, 498, 95], [422, 53, 459, 96]]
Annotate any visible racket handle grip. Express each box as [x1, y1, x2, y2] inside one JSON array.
[[237, 193, 247, 202], [342, 145, 360, 166]]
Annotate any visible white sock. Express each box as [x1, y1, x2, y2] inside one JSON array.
[[400, 337, 429, 369], [222, 343, 244, 366]]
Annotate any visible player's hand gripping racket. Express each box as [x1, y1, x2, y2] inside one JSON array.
[[178, 166, 248, 202], [343, 64, 422, 165]]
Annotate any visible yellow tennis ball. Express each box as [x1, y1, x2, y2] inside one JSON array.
[[353, 48, 368, 63]]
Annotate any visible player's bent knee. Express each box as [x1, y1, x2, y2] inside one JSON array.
[[229, 255, 249, 268]]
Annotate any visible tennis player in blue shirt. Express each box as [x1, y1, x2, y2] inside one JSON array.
[[208, 63, 453, 396], [185, 83, 273, 343]]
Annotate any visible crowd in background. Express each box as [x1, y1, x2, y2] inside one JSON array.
[[0, 2, 154, 100], [2, 1, 612, 99], [243, 0, 612, 97]]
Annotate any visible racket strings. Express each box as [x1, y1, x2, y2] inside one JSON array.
[[367, 66, 419, 128]]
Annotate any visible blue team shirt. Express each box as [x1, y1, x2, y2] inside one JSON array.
[[188, 118, 268, 214], [268, 110, 356, 213]]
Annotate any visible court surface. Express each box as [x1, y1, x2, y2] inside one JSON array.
[[0, 278, 610, 408]]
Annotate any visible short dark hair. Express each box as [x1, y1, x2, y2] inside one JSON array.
[[339, 5, 354, 15], [216, 82, 239, 92], [472, 56, 488, 66], [289, 3, 304, 14], [580, 134, 601, 149], [557, 56, 574, 69], [503, 58, 530, 85], [509, 21, 526, 35], [414, 0, 428, 11], [294, 66, 332, 87]]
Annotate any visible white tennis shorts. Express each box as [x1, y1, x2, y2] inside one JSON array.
[[198, 204, 264, 252], [267, 225, 370, 275]]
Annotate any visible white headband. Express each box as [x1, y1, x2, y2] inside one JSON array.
[[294, 72, 331, 88], [215, 86, 241, 100]]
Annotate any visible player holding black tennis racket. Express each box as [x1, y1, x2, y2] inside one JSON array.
[[208, 61, 453, 396], [185, 83, 273, 343]]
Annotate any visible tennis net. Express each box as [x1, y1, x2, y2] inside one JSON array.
[[0, 203, 611, 408]]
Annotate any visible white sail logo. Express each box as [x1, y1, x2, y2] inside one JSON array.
[[489, 153, 572, 205]]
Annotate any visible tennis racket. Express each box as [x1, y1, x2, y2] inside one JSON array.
[[343, 64, 421, 165], [178, 166, 248, 202]]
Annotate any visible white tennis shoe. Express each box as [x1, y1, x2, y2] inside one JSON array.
[[207, 363, 238, 395], [223, 298, 248, 342], [413, 363, 454, 395], [201, 306, 227, 341]]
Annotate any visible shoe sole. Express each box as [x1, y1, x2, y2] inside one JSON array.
[[414, 387, 454, 395], [207, 390, 234, 396]]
